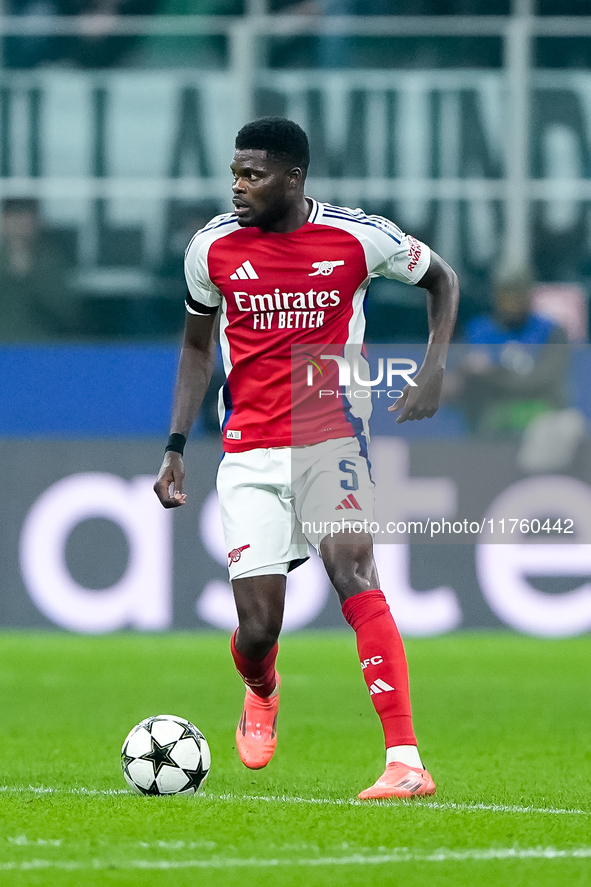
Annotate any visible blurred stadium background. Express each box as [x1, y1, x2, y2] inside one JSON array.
[[2, 0, 591, 638]]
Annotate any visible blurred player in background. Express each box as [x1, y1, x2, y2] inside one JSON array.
[[154, 117, 459, 799], [0, 198, 74, 341], [453, 273, 568, 437]]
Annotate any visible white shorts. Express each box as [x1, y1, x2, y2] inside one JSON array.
[[216, 437, 375, 580]]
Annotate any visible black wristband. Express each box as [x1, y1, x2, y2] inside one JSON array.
[[165, 433, 187, 456]]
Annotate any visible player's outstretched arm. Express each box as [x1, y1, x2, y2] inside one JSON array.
[[154, 311, 218, 508], [389, 251, 459, 423]]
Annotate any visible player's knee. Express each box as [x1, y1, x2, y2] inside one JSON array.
[[320, 536, 378, 603], [331, 571, 373, 604], [237, 618, 281, 659]]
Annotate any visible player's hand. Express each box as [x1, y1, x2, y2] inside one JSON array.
[[388, 367, 444, 423], [153, 452, 187, 508]]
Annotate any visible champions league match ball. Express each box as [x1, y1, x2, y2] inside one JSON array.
[[121, 715, 211, 796]]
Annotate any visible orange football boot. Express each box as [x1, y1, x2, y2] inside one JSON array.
[[358, 762, 436, 800], [235, 676, 280, 769]]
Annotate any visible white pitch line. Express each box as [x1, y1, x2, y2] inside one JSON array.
[[208, 792, 590, 817], [419, 800, 591, 817], [0, 786, 129, 796], [0, 786, 588, 817], [1, 847, 591, 870]]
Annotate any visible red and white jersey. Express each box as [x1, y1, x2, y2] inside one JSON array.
[[184, 198, 430, 453]]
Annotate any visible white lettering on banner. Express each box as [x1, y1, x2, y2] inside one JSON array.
[[476, 476, 591, 637], [6, 71, 591, 276], [374, 545, 462, 636], [196, 490, 329, 631], [371, 438, 461, 636], [19, 474, 172, 633]]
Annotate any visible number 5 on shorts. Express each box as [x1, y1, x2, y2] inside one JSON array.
[[339, 459, 359, 491]]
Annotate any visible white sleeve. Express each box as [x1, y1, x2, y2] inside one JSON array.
[[184, 231, 223, 315], [372, 230, 431, 285]]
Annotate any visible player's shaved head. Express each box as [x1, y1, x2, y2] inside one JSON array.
[[235, 117, 310, 174]]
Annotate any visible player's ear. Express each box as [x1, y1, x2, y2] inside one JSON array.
[[288, 167, 302, 188]]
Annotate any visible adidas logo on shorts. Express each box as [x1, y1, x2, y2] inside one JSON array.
[[336, 493, 362, 511]]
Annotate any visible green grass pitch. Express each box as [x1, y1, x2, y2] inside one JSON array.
[[0, 630, 589, 886]]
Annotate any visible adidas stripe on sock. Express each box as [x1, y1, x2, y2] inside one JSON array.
[[342, 589, 417, 748]]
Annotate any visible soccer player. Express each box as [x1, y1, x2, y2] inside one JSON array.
[[154, 117, 459, 800]]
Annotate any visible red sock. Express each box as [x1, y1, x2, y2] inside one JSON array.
[[230, 629, 278, 699], [342, 589, 417, 748]]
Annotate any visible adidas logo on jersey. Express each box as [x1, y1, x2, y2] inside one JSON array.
[[369, 678, 395, 696], [230, 260, 259, 280], [336, 493, 362, 511]]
